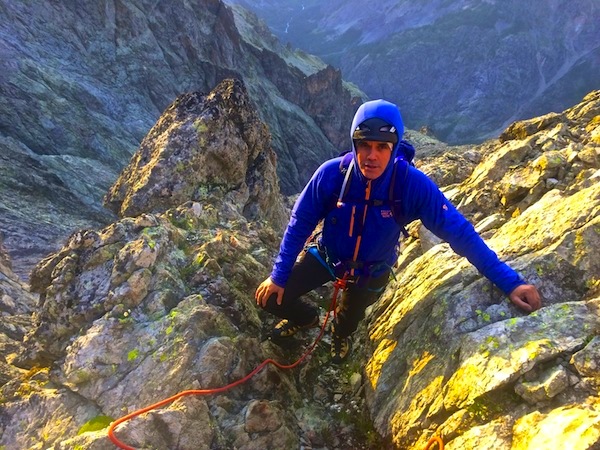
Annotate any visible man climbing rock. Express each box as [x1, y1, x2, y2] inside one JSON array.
[[256, 99, 541, 363]]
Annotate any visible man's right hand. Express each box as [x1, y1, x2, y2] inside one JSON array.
[[255, 277, 284, 307]]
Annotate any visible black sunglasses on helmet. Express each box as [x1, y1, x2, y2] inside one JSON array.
[[352, 118, 398, 144]]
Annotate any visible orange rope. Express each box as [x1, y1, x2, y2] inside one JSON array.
[[107, 277, 348, 449], [425, 436, 444, 450]]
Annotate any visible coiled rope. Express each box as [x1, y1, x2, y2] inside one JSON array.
[[108, 277, 347, 449]]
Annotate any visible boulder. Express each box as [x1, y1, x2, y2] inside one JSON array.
[[104, 78, 287, 230]]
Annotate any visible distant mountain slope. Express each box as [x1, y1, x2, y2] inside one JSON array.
[[229, 0, 600, 144]]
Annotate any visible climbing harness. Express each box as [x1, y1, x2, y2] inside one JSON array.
[[107, 275, 349, 449]]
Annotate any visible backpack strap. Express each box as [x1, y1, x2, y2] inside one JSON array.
[[396, 139, 416, 166], [338, 151, 354, 172], [389, 158, 410, 237], [336, 156, 354, 208]]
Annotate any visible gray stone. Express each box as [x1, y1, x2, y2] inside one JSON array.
[[2, 59, 600, 450], [515, 365, 570, 404], [474, 213, 506, 234], [0, 0, 360, 278], [572, 336, 600, 378]]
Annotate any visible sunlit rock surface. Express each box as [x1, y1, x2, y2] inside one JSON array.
[[364, 91, 600, 449]]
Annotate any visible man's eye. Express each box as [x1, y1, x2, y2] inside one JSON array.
[[377, 143, 390, 150]]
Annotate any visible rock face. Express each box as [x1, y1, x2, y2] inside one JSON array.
[[450, 90, 600, 223], [1, 90, 598, 449], [104, 78, 287, 230], [0, 236, 36, 387], [0, 0, 360, 278], [232, 0, 600, 144], [364, 91, 600, 449]]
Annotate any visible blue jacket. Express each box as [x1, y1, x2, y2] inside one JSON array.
[[270, 100, 524, 295]]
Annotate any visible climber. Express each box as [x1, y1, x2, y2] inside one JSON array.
[[255, 99, 541, 363]]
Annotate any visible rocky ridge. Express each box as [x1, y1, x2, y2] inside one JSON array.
[[0, 87, 598, 449], [103, 78, 287, 230], [0, 80, 377, 450], [365, 90, 600, 449]]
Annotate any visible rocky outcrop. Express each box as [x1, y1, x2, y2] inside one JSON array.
[[449, 90, 600, 223], [0, 234, 12, 277], [3, 199, 377, 449], [0, 80, 375, 449], [364, 91, 600, 449], [0, 0, 360, 278], [104, 78, 287, 229]]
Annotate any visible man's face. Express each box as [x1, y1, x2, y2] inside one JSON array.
[[355, 140, 393, 180]]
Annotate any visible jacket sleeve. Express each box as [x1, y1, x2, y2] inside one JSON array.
[[402, 168, 525, 295], [270, 162, 333, 287]]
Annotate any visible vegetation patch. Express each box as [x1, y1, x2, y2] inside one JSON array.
[[77, 415, 114, 435], [466, 387, 520, 423], [127, 349, 139, 361]]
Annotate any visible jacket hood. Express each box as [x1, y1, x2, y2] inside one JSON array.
[[350, 100, 405, 181]]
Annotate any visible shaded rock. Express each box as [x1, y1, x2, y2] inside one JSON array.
[[113, 397, 221, 450], [474, 213, 506, 234], [2, 195, 300, 448], [2, 175, 379, 450], [572, 336, 600, 379], [0, 0, 360, 278], [0, 237, 36, 387], [417, 147, 481, 188], [245, 399, 286, 433], [0, 233, 13, 276], [418, 226, 444, 253]]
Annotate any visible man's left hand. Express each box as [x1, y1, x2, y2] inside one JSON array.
[[508, 284, 542, 312]]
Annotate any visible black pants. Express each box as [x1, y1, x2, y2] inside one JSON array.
[[263, 248, 390, 338]]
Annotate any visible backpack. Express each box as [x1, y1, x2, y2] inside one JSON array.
[[330, 139, 416, 237]]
